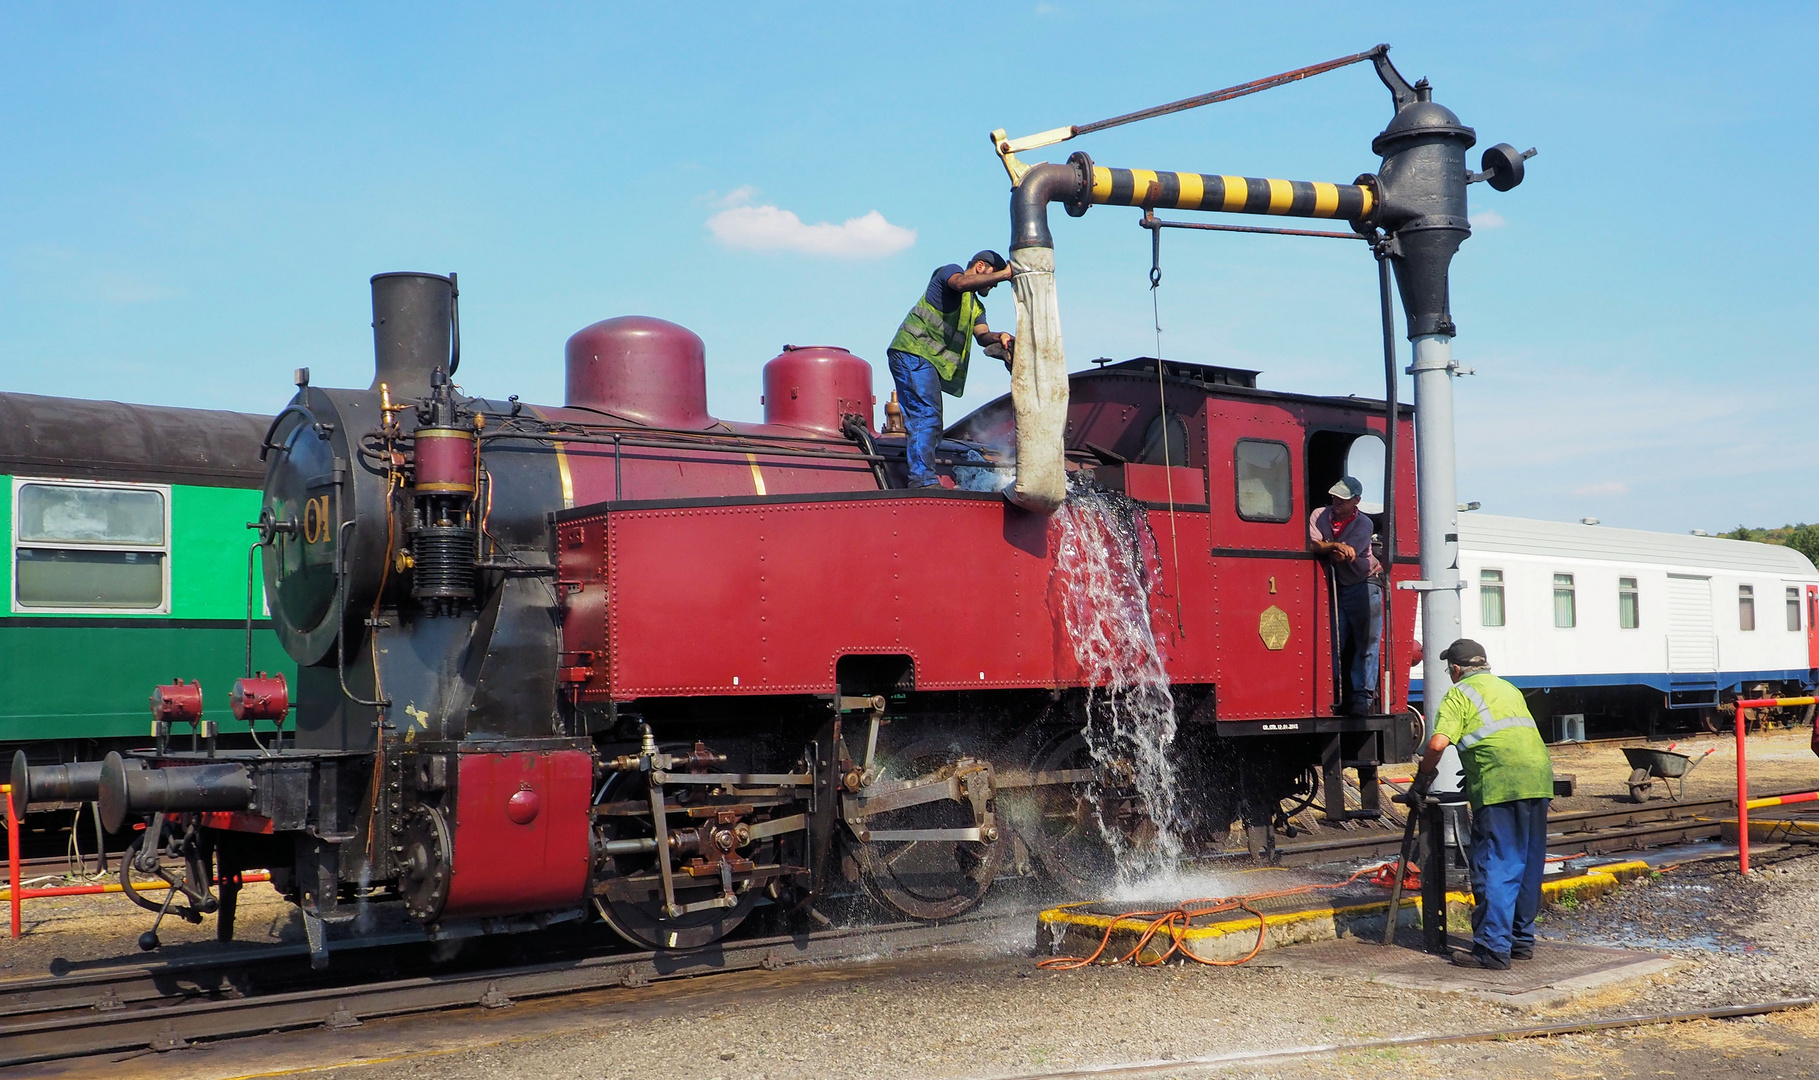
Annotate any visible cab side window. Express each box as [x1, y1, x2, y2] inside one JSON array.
[[1234, 439, 1291, 522]]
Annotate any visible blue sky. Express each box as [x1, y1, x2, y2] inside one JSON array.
[[2, 4, 1813, 534]]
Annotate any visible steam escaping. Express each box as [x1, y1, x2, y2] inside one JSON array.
[[1052, 478, 1182, 880]]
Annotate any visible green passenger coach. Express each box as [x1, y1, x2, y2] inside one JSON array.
[[0, 392, 293, 774]]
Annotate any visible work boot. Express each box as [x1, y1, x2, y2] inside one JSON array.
[[1510, 945, 1534, 961], [1449, 949, 1511, 970]]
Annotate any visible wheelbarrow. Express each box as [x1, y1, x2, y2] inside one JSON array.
[[1623, 744, 1717, 802]]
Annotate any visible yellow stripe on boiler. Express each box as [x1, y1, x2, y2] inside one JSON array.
[[745, 453, 767, 496], [526, 405, 576, 507]]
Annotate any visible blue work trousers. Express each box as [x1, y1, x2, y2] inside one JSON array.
[[1467, 797, 1551, 959], [1335, 580, 1380, 708], [887, 348, 943, 487]]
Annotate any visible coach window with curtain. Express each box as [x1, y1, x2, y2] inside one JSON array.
[[1619, 577, 1639, 629], [1553, 573, 1576, 628], [1739, 584, 1756, 631], [1789, 587, 1802, 631], [1480, 569, 1505, 627]]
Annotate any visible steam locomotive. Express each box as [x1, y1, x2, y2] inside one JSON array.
[[11, 272, 1413, 961]]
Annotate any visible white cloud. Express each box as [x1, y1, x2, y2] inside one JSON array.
[[706, 190, 915, 259], [1573, 480, 1629, 496], [709, 185, 759, 209], [1470, 210, 1507, 230]]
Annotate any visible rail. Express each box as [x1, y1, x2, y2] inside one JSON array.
[[1732, 695, 1819, 875], [0, 910, 1023, 1067]]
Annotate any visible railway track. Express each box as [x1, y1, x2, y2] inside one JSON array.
[[1264, 792, 1768, 868], [0, 790, 1792, 1069], [0, 909, 1024, 1068]]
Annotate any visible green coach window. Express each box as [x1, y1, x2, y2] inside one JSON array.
[[13, 481, 169, 612]]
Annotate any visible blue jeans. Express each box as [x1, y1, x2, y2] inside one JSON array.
[[1468, 798, 1550, 959], [1336, 581, 1379, 707], [887, 348, 943, 487]]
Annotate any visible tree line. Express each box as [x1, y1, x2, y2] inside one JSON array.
[[1723, 523, 1819, 565]]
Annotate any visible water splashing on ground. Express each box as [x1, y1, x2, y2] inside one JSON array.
[[1051, 476, 1182, 881]]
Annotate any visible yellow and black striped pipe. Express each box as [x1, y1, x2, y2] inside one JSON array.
[[1089, 167, 1371, 220]]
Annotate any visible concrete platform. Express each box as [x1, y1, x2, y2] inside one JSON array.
[[1038, 859, 1655, 966], [1261, 930, 1681, 1009]]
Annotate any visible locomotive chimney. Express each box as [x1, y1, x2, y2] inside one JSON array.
[[371, 272, 454, 398]]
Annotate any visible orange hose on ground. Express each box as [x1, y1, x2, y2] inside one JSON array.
[[1038, 864, 1386, 970]]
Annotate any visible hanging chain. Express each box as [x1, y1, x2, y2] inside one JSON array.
[[1144, 207, 1187, 639]]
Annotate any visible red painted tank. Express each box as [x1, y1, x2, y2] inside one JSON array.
[[565, 316, 714, 430], [762, 346, 874, 434]]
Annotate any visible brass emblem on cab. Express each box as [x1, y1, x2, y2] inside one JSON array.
[[1259, 605, 1290, 651]]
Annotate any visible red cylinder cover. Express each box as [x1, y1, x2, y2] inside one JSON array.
[[565, 316, 714, 430], [762, 346, 874, 434], [414, 428, 475, 492], [230, 672, 289, 722], [150, 680, 203, 724]]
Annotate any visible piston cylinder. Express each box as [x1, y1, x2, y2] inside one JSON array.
[[414, 428, 477, 493], [98, 752, 255, 833]]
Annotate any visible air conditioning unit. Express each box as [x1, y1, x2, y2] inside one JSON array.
[[1556, 713, 1587, 743]]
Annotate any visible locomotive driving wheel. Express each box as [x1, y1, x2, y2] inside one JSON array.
[[850, 736, 1004, 920], [593, 771, 759, 951], [1004, 729, 1136, 896]]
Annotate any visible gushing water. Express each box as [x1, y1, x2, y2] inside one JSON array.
[[1051, 476, 1182, 880]]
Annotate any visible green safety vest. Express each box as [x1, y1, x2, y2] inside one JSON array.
[[1434, 671, 1555, 810], [889, 286, 984, 397]]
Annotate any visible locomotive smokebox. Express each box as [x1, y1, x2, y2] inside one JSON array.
[[371, 272, 454, 398], [566, 316, 715, 430], [762, 346, 874, 434]]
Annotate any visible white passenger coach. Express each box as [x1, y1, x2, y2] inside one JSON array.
[[1412, 515, 1819, 740]]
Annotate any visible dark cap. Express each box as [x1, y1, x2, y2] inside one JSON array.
[[969, 250, 1008, 272], [1439, 638, 1488, 665]]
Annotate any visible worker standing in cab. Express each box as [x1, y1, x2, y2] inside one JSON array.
[[885, 252, 1016, 488], [1310, 476, 1381, 715], [1408, 639, 1555, 970]]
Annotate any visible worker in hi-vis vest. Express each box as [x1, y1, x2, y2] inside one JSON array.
[[1407, 638, 1555, 970], [886, 251, 1015, 488]]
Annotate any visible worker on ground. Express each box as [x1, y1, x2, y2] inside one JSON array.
[[1407, 639, 1555, 970], [1309, 476, 1381, 715], [886, 252, 1015, 488]]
